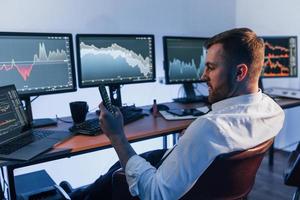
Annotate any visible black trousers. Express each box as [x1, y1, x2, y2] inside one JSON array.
[[70, 149, 168, 200]]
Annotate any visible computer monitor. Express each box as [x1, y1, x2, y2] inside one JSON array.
[[0, 32, 76, 127], [261, 36, 297, 78], [76, 34, 155, 107], [163, 36, 208, 103]]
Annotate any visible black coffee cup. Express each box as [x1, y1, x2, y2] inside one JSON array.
[[69, 101, 89, 124]]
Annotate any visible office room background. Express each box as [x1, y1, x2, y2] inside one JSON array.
[[1, 0, 300, 188]]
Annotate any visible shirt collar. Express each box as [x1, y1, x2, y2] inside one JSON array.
[[211, 89, 262, 111]]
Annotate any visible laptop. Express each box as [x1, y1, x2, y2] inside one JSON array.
[[0, 85, 72, 161]]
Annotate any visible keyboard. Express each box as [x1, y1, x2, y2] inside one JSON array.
[[0, 130, 54, 155], [121, 108, 145, 125], [69, 109, 145, 136], [69, 118, 101, 136], [173, 96, 208, 104]]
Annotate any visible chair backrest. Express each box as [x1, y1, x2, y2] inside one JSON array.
[[180, 138, 273, 200], [112, 138, 273, 200]]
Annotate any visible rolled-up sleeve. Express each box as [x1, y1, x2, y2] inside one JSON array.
[[125, 155, 157, 196]]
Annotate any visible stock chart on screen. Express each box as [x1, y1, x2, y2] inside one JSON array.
[[0, 35, 74, 95], [0, 87, 27, 136], [163, 37, 207, 83], [261, 36, 297, 78], [77, 35, 155, 86]]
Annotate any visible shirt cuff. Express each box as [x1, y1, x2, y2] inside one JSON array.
[[125, 155, 155, 196]]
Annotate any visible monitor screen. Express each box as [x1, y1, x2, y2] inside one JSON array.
[[261, 36, 297, 78], [76, 34, 156, 88], [163, 36, 208, 84], [0, 32, 76, 97]]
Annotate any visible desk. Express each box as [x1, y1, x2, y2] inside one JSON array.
[[5, 98, 300, 199], [268, 96, 300, 166]]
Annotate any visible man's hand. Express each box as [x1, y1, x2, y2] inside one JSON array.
[[98, 102, 137, 169], [99, 102, 124, 140]]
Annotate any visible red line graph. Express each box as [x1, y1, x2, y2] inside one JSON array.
[[264, 57, 289, 76], [265, 42, 289, 52], [266, 53, 289, 59], [0, 42, 67, 81], [0, 60, 33, 81]]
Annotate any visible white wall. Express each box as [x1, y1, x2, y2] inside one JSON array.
[[1, 0, 237, 119], [235, 0, 300, 150], [2, 0, 237, 188]]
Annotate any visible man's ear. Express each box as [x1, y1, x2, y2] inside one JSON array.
[[236, 64, 248, 81]]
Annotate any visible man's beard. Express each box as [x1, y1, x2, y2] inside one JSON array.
[[208, 73, 235, 104]]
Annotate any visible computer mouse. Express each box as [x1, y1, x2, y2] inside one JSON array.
[[150, 104, 170, 112]]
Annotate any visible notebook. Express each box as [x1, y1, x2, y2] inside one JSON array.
[[0, 85, 72, 161]]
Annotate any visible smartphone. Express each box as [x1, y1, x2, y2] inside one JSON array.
[[98, 85, 116, 117]]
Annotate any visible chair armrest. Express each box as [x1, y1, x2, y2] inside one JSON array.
[[112, 169, 139, 200]]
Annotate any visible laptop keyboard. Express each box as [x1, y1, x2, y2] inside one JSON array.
[[0, 130, 54, 155]]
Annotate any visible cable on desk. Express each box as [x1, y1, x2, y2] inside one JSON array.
[[194, 83, 208, 96], [177, 85, 185, 98], [55, 105, 100, 124], [89, 106, 98, 112], [56, 115, 73, 124], [30, 96, 39, 103]]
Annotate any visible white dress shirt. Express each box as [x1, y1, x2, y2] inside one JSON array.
[[125, 91, 285, 200]]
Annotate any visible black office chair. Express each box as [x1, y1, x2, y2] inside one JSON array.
[[112, 138, 274, 200], [284, 142, 300, 200]]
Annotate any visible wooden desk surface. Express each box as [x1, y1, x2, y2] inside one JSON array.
[[52, 102, 206, 155]]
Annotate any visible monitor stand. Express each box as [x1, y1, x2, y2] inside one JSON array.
[[23, 97, 57, 128], [173, 83, 207, 104], [98, 84, 144, 124], [107, 84, 142, 112]]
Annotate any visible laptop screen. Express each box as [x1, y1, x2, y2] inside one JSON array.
[[0, 85, 29, 144]]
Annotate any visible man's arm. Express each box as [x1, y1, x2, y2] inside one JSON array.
[[100, 102, 227, 199], [99, 103, 136, 169]]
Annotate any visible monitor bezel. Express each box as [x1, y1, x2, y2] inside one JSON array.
[[76, 34, 156, 88], [163, 36, 208, 85], [0, 31, 77, 97], [260, 35, 298, 78]]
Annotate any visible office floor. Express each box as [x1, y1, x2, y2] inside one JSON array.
[[249, 150, 295, 200]]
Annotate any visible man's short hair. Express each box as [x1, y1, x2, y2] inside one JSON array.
[[205, 28, 265, 80]]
